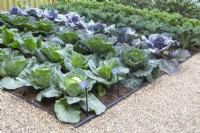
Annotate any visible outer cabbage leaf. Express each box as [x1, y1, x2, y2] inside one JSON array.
[[34, 48, 49, 63], [159, 59, 179, 75], [66, 12, 84, 28], [0, 77, 25, 90], [120, 74, 144, 89], [27, 8, 43, 18], [84, 20, 107, 34], [146, 67, 160, 83], [97, 85, 107, 97], [117, 27, 137, 44], [169, 49, 191, 61], [134, 60, 159, 77], [66, 93, 106, 115], [1, 27, 19, 48], [37, 87, 62, 102], [54, 97, 81, 123], [43, 9, 58, 20]]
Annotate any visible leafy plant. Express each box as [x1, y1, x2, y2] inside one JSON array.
[[0, 49, 28, 90], [0, 26, 19, 48], [66, 12, 84, 28], [82, 35, 116, 55], [122, 49, 148, 69], [56, 30, 79, 44], [87, 57, 129, 88], [20, 32, 42, 54], [43, 9, 58, 20], [42, 1, 200, 48], [169, 48, 191, 61], [41, 41, 62, 63], [56, 46, 90, 70], [0, 50, 27, 77], [66, 93, 106, 115], [9, 6, 21, 15], [142, 33, 175, 54], [18, 62, 60, 89]]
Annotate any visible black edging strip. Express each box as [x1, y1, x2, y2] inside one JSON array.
[[4, 52, 198, 128], [72, 82, 150, 128]]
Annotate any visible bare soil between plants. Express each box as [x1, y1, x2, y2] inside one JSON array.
[[5, 83, 139, 127]]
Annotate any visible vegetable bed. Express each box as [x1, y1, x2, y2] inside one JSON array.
[[0, 3, 199, 127]]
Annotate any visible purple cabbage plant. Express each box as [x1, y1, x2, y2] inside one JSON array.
[[142, 33, 175, 54]]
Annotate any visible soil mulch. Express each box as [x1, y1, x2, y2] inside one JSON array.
[[5, 82, 146, 127]]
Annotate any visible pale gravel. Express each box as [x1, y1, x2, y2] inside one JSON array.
[[1, 53, 200, 133]]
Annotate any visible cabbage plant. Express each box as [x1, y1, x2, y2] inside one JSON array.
[[20, 32, 42, 54], [0, 48, 11, 61], [53, 68, 105, 123], [56, 30, 79, 44], [41, 41, 62, 63], [36, 68, 103, 123], [0, 26, 19, 48], [0, 50, 27, 77], [122, 49, 148, 69], [43, 9, 58, 20], [0, 49, 28, 90], [81, 35, 117, 56], [142, 33, 175, 54], [56, 46, 89, 71], [117, 28, 137, 44], [60, 69, 95, 96], [83, 20, 107, 34], [66, 12, 84, 28], [18, 62, 60, 89], [9, 6, 20, 15], [27, 8, 43, 18], [86, 57, 129, 88]]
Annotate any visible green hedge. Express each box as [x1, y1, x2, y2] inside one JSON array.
[[41, 1, 200, 48], [106, 0, 200, 20]]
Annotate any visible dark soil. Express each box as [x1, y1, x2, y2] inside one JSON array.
[[5, 83, 135, 123]]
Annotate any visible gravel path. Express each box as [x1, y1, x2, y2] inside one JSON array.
[[1, 53, 200, 133]]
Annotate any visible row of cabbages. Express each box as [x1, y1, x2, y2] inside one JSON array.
[[0, 6, 192, 124], [9, 6, 181, 54]]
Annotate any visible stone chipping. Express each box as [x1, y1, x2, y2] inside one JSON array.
[[0, 53, 200, 133]]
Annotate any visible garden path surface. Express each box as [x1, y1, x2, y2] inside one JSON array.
[[1, 53, 200, 133]]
